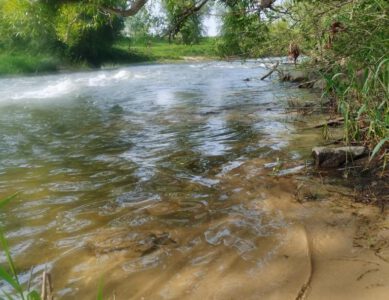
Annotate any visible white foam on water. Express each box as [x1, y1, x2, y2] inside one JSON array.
[[134, 74, 147, 79], [11, 79, 76, 100], [0, 68, 141, 103], [0, 61, 264, 106], [87, 70, 134, 87], [87, 73, 109, 87], [112, 70, 131, 80]]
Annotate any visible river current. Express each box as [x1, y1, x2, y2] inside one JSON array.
[[0, 61, 324, 299]]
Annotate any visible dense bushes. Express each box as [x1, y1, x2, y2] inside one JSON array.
[[216, 3, 268, 57], [215, 0, 388, 156], [299, 0, 389, 155], [0, 0, 124, 66]]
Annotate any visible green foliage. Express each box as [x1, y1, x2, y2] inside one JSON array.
[[124, 6, 161, 44], [258, 20, 300, 57], [371, 137, 389, 161], [96, 277, 104, 300], [54, 2, 124, 65], [163, 0, 206, 44], [0, 0, 124, 66], [0, 52, 59, 76], [216, 3, 269, 57], [212, 0, 388, 157], [179, 14, 203, 44], [120, 36, 216, 60], [0, 193, 18, 210], [0, 0, 210, 68], [304, 0, 389, 156], [0, 0, 56, 51]]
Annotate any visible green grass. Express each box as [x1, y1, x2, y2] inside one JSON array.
[[322, 58, 389, 162], [0, 38, 218, 75], [112, 37, 218, 62], [0, 51, 60, 76]]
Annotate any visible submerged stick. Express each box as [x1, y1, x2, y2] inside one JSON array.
[[261, 62, 280, 80], [313, 117, 344, 128], [41, 271, 54, 300], [41, 271, 47, 300]]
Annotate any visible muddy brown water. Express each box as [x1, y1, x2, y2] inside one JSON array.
[[0, 61, 388, 299]]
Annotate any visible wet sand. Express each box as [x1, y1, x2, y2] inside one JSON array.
[[63, 160, 389, 300]]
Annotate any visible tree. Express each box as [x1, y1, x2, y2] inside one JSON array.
[[216, 1, 269, 57], [0, 0, 279, 62], [123, 6, 155, 43], [0, 0, 56, 51], [103, 0, 277, 39], [0, 0, 124, 65], [163, 0, 207, 44], [54, 2, 124, 65]]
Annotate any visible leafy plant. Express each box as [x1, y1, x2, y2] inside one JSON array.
[[96, 277, 104, 300], [293, 0, 389, 160]]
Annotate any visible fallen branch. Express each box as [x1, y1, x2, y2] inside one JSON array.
[[322, 138, 343, 146], [41, 271, 53, 300], [298, 80, 317, 88], [261, 62, 279, 80], [313, 117, 344, 128]]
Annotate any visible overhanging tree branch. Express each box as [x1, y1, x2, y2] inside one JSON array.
[[165, 0, 210, 39], [102, 0, 148, 17], [259, 0, 276, 10]]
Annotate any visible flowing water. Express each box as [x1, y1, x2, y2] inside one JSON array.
[[0, 61, 327, 299]]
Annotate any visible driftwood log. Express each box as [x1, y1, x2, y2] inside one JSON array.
[[313, 117, 344, 128], [312, 146, 367, 168], [261, 62, 280, 80]]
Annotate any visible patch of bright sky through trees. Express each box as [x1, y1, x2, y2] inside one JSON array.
[[145, 0, 283, 37]]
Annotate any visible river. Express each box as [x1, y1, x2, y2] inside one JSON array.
[[1, 61, 387, 300]]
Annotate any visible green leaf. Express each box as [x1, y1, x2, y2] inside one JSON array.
[[357, 104, 367, 119], [375, 58, 389, 80], [96, 277, 104, 300], [27, 291, 40, 300], [0, 230, 16, 279], [0, 193, 18, 210], [370, 137, 389, 161], [0, 230, 24, 300], [0, 265, 19, 292]]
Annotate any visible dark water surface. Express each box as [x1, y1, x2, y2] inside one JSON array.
[[0, 61, 323, 299]]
